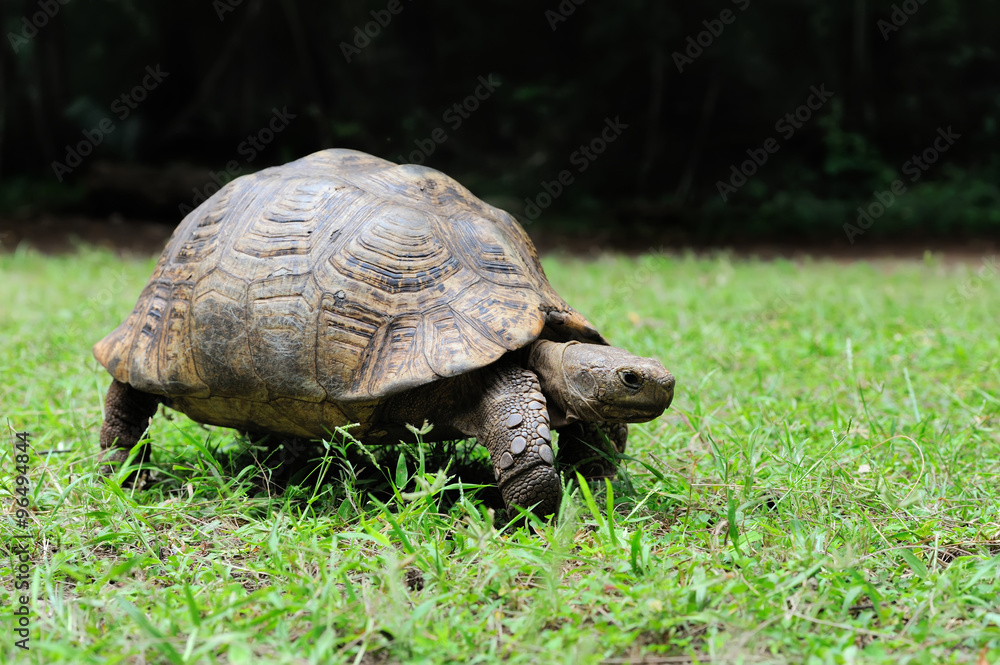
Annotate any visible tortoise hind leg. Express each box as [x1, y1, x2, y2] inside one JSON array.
[[99, 379, 160, 481], [453, 363, 561, 519]]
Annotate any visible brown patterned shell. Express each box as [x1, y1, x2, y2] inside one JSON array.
[[94, 149, 604, 404]]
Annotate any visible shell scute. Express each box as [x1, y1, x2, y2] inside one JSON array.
[[94, 148, 603, 407]]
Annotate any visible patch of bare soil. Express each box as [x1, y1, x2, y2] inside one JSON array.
[[0, 215, 174, 256]]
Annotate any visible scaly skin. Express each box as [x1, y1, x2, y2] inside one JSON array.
[[450, 362, 560, 517], [98, 338, 673, 522], [98, 363, 564, 517], [98, 379, 160, 479]]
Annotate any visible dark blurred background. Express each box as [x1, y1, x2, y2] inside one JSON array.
[[1, 0, 999, 250]]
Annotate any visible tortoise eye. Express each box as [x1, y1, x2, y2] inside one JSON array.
[[619, 369, 642, 389]]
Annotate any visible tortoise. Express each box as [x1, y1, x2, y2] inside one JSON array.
[[94, 148, 674, 517]]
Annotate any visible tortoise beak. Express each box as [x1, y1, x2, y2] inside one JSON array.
[[624, 363, 674, 421], [657, 372, 675, 410]]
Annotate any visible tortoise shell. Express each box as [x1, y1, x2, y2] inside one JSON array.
[[94, 149, 604, 409]]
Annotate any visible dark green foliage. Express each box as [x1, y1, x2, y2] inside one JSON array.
[[1, 0, 998, 239]]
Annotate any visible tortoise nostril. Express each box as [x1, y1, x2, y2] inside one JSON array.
[[660, 373, 675, 392]]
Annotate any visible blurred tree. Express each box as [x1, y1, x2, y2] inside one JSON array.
[[1, 0, 997, 240]]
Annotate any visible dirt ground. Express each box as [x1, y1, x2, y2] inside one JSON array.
[[1, 214, 996, 262]]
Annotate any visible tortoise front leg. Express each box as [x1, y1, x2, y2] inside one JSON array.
[[455, 363, 561, 518], [99, 379, 160, 480], [555, 421, 628, 479]]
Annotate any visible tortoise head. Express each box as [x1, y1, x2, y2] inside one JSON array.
[[529, 340, 674, 424]]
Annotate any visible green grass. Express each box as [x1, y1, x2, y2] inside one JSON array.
[[2, 246, 999, 664]]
